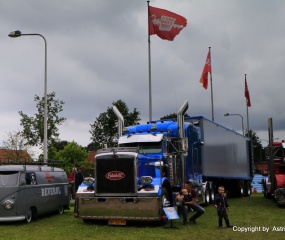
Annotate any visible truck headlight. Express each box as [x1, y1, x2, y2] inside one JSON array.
[[83, 177, 95, 187], [140, 176, 153, 184], [3, 200, 14, 210]]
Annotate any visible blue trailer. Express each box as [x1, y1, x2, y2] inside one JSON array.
[[75, 101, 254, 225]]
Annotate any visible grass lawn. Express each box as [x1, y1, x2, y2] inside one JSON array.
[[1, 193, 285, 240]]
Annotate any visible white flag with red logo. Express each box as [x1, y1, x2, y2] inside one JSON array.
[[148, 6, 187, 41]]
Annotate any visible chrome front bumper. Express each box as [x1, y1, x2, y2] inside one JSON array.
[[78, 197, 161, 221], [0, 215, 25, 222]]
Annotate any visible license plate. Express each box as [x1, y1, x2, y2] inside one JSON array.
[[108, 219, 126, 225]]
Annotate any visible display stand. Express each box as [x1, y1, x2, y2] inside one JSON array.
[[163, 207, 179, 229]]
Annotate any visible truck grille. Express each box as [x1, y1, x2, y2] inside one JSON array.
[[96, 157, 135, 194]]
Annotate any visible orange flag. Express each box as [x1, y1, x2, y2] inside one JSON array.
[[199, 50, 211, 89], [148, 6, 187, 41], [245, 78, 251, 107]]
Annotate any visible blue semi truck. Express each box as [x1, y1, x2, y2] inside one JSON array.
[[75, 101, 254, 225]]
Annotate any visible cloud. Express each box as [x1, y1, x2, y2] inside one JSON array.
[[0, 0, 284, 150]]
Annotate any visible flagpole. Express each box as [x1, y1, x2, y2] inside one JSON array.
[[209, 47, 214, 121], [147, 0, 152, 121], [245, 74, 250, 136]]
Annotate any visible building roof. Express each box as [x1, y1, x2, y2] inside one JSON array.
[[87, 151, 96, 163], [0, 149, 33, 162]]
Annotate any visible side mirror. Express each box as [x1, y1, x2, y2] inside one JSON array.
[[181, 137, 188, 151], [181, 137, 188, 156], [163, 137, 170, 157]]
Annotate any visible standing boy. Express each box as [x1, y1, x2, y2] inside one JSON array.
[[213, 186, 233, 228]]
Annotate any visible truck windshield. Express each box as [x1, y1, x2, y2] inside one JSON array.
[[0, 171, 19, 187], [119, 141, 162, 154]]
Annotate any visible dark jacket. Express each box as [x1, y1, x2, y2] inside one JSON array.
[[74, 171, 84, 192], [213, 193, 229, 210]]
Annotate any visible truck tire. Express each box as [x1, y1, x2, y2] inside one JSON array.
[[262, 178, 266, 197], [161, 187, 170, 207], [235, 180, 244, 197], [204, 183, 210, 205], [211, 182, 217, 202], [263, 178, 272, 198], [244, 181, 252, 197], [160, 187, 170, 224], [210, 182, 215, 204]]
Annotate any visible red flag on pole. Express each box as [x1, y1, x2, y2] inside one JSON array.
[[148, 6, 187, 41], [245, 78, 251, 107], [199, 50, 211, 89]]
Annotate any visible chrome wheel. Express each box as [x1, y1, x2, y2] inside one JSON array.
[[58, 205, 64, 215], [25, 208, 32, 223]]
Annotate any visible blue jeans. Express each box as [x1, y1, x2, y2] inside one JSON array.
[[182, 203, 205, 221]]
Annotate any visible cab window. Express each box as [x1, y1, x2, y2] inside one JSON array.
[[119, 141, 162, 154], [0, 171, 19, 186]]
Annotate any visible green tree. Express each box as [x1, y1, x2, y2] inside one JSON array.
[[245, 129, 263, 162], [19, 92, 66, 151], [85, 142, 100, 152], [90, 100, 140, 148], [48, 140, 69, 160], [54, 141, 89, 173], [160, 113, 189, 120]]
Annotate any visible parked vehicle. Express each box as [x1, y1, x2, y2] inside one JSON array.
[[184, 115, 254, 199], [75, 101, 253, 225], [262, 140, 285, 206], [0, 163, 70, 222]]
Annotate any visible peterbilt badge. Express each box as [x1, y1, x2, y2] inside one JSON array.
[[105, 171, 125, 180]]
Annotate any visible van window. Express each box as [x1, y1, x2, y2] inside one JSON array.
[[25, 172, 37, 185], [0, 171, 19, 186]]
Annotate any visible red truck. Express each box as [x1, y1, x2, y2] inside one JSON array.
[[263, 140, 285, 206]]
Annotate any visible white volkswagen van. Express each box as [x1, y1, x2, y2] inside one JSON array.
[[0, 164, 70, 223]]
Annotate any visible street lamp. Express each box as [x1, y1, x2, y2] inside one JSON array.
[[224, 113, 244, 136], [9, 30, 48, 164]]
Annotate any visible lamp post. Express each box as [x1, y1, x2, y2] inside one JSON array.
[[9, 30, 48, 164], [224, 113, 244, 136]]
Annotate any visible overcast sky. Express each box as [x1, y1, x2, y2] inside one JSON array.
[[0, 0, 284, 152]]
